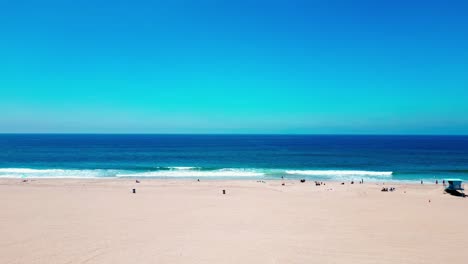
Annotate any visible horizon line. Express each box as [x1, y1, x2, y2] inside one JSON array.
[[1, 133, 468, 136]]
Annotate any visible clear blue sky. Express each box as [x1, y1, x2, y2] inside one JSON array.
[[1, 0, 467, 134]]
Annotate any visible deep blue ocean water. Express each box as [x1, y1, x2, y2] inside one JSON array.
[[1, 134, 468, 182]]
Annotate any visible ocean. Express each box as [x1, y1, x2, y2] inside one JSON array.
[[1, 134, 468, 182]]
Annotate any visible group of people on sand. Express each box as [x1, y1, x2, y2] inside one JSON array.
[[421, 179, 447, 186], [381, 187, 396, 192], [340, 179, 364, 185]]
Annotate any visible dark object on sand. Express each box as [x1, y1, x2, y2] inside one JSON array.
[[444, 179, 465, 197], [300, 179, 306, 183], [136, 180, 140, 183], [445, 179, 464, 191], [223, 190, 226, 194], [132, 188, 136, 193], [282, 183, 285, 186], [445, 189, 466, 197], [197, 179, 200, 182], [351, 181, 354, 184], [341, 182, 345, 185]]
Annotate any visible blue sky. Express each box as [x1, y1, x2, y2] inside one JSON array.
[[1, 0, 467, 134]]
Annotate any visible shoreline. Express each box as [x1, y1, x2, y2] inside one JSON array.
[[2, 167, 458, 183], [0, 177, 447, 185]]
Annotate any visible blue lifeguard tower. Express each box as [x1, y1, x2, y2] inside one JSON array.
[[445, 179, 464, 191]]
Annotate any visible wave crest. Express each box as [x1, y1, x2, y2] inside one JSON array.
[[0, 168, 119, 178], [117, 168, 264, 178], [285, 170, 393, 177], [0, 167, 392, 180]]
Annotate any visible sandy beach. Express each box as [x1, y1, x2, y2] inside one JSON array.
[[1, 179, 467, 264]]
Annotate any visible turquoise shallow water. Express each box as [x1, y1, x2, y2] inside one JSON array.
[[1, 134, 468, 182]]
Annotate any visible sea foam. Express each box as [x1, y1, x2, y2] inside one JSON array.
[[0, 167, 393, 180], [285, 170, 393, 177], [117, 168, 264, 178], [0, 168, 120, 178]]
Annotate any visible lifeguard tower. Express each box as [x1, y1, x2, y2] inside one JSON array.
[[444, 179, 465, 197], [445, 179, 464, 191]]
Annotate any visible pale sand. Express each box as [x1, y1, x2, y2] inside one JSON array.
[[1, 179, 467, 264]]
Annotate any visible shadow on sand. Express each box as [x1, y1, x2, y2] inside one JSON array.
[[445, 189, 466, 197]]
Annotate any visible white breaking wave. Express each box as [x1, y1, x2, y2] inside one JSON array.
[[0, 168, 59, 173], [285, 170, 393, 177], [0, 168, 119, 178], [117, 168, 264, 178], [0, 167, 391, 179], [167, 167, 200, 170], [0, 167, 264, 178]]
